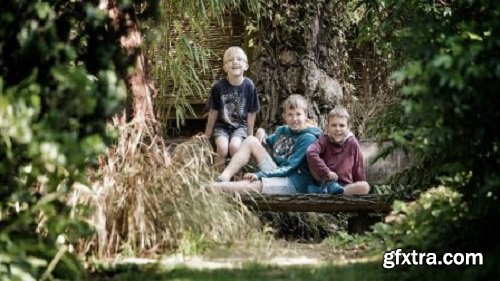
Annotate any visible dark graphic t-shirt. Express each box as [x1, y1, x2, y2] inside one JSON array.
[[206, 77, 260, 129]]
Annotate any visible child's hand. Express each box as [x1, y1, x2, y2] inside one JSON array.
[[243, 173, 258, 182], [328, 171, 338, 181], [255, 128, 266, 144]]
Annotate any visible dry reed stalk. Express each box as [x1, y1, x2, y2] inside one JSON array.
[[73, 116, 264, 259]]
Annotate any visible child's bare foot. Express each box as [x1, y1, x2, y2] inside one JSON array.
[[215, 175, 230, 182]]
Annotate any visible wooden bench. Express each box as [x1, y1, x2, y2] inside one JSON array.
[[239, 193, 399, 234], [168, 137, 411, 233]]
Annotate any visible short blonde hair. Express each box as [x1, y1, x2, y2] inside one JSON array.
[[223, 46, 248, 62], [328, 106, 350, 123]]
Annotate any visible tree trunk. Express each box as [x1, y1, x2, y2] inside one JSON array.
[[103, 0, 157, 122], [251, 1, 350, 129]]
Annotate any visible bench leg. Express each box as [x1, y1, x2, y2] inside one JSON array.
[[347, 213, 382, 234]]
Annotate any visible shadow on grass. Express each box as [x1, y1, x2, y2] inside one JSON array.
[[90, 260, 489, 281]]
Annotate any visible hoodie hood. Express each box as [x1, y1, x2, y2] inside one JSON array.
[[329, 131, 354, 145]]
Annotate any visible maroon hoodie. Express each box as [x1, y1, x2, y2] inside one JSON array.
[[306, 133, 366, 185]]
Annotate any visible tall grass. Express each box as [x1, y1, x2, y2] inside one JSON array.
[[73, 116, 265, 259]]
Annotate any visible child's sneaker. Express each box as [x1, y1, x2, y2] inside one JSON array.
[[324, 180, 344, 194], [306, 183, 324, 193]]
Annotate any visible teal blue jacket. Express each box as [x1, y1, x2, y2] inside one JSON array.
[[255, 125, 322, 193]]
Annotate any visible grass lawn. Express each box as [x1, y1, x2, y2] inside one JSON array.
[[90, 258, 478, 281], [86, 233, 493, 281], [93, 261, 381, 281]]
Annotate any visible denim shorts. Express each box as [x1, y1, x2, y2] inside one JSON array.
[[258, 154, 297, 194], [213, 126, 247, 140]]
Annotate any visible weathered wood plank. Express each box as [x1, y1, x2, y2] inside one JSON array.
[[239, 194, 394, 213]]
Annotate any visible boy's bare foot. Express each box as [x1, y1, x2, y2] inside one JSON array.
[[215, 176, 230, 182]]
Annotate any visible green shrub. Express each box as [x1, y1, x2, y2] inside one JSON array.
[[357, 0, 500, 266], [1, 1, 130, 280], [371, 186, 467, 252]]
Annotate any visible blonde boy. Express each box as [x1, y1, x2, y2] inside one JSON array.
[[204, 47, 260, 169]]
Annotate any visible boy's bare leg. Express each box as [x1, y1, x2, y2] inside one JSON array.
[[343, 181, 370, 195], [228, 137, 242, 157], [218, 136, 269, 181], [210, 180, 263, 193], [227, 137, 243, 179], [214, 136, 229, 172]]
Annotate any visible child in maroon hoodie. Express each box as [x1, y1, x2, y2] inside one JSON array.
[[306, 106, 370, 195]]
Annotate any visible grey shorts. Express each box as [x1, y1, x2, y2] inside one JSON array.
[[213, 126, 247, 141], [258, 154, 297, 194]]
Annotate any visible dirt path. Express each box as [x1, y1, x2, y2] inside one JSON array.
[[112, 240, 375, 269]]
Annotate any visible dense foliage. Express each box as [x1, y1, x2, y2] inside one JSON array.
[[2, 1, 266, 278], [0, 1, 134, 279], [357, 0, 500, 273]]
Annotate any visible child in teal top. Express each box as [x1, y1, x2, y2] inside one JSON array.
[[212, 94, 321, 194]]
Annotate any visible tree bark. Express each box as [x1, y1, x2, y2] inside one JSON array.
[[252, 1, 349, 129], [239, 194, 394, 213], [103, 0, 157, 122]]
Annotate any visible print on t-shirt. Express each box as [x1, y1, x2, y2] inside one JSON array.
[[221, 90, 246, 127]]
